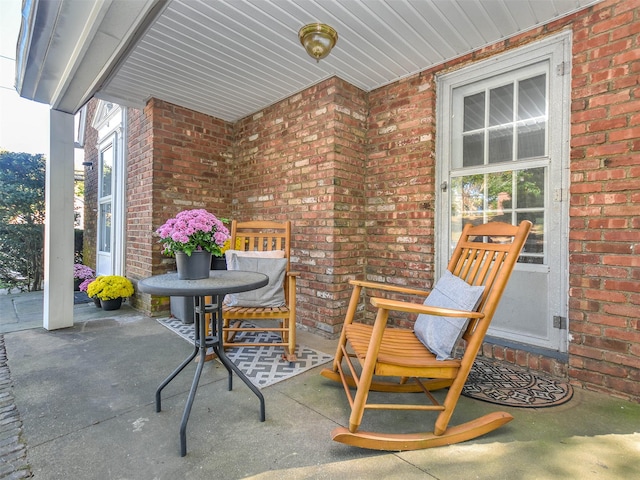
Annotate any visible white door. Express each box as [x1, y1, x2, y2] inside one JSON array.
[[93, 102, 126, 277], [96, 140, 114, 276], [436, 33, 571, 352]]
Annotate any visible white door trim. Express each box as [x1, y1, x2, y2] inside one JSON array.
[[92, 101, 126, 276]]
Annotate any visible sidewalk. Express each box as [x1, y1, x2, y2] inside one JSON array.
[[0, 290, 137, 334], [1, 291, 639, 479]]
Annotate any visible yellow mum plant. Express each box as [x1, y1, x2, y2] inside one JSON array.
[[87, 275, 134, 301]]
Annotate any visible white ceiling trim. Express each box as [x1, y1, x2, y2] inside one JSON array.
[[17, 0, 603, 122]]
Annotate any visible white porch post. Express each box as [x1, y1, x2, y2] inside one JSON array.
[[43, 109, 75, 330]]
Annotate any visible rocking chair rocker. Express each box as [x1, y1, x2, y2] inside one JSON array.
[[321, 221, 532, 450]]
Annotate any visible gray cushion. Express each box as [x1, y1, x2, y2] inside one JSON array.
[[226, 255, 287, 307], [224, 249, 284, 269], [414, 271, 484, 360]]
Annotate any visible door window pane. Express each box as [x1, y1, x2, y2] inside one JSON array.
[[489, 84, 513, 126], [463, 92, 485, 131], [517, 121, 546, 159], [100, 145, 113, 197], [463, 133, 484, 167], [451, 167, 546, 263], [486, 171, 513, 218], [518, 74, 546, 120], [488, 128, 513, 164], [457, 72, 547, 166], [516, 167, 545, 208], [517, 211, 544, 264], [99, 203, 111, 253]]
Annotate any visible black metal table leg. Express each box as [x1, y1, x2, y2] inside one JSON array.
[[176, 295, 209, 456], [155, 295, 216, 456], [155, 346, 198, 412], [210, 294, 266, 422], [154, 288, 267, 455]]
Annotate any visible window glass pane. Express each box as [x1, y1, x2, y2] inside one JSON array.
[[451, 174, 483, 216], [517, 211, 544, 264], [452, 169, 546, 264], [488, 127, 513, 163], [99, 203, 111, 253], [486, 171, 513, 221], [517, 167, 545, 208], [100, 145, 113, 197], [517, 121, 545, 159], [451, 174, 484, 246], [463, 133, 484, 167], [518, 74, 546, 120], [463, 92, 485, 131], [489, 84, 513, 126]]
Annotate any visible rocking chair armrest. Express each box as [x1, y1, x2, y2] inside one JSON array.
[[370, 297, 485, 319], [348, 279, 430, 297], [286, 271, 300, 277]]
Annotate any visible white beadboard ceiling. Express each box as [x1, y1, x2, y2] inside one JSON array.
[[20, 0, 602, 122]]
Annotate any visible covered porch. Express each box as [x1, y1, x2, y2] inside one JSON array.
[[2, 303, 639, 479], [13, 0, 640, 410]]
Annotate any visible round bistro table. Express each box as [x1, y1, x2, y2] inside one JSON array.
[[138, 270, 268, 456]]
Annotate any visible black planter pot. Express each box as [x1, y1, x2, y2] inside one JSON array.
[[175, 251, 212, 280], [100, 298, 123, 311], [211, 256, 227, 270]]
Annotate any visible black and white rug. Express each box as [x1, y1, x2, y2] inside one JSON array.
[[157, 318, 333, 388], [462, 357, 573, 408]]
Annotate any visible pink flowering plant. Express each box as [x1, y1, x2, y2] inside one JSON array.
[[74, 263, 95, 281], [156, 209, 230, 257], [78, 278, 94, 293]]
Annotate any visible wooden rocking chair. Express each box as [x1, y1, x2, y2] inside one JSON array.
[[221, 220, 298, 361], [320, 221, 531, 450]]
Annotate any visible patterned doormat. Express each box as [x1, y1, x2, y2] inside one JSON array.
[[157, 318, 333, 389], [462, 357, 573, 407]]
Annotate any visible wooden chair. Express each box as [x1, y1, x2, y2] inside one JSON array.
[[320, 221, 532, 450], [221, 220, 298, 361]]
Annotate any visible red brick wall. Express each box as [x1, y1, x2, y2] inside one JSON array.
[[233, 78, 368, 335], [124, 105, 153, 310], [366, 74, 437, 329], [126, 99, 235, 311], [567, 0, 640, 400]]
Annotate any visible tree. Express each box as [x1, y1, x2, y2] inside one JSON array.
[[0, 150, 46, 291]]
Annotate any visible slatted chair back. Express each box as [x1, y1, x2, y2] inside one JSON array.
[[222, 220, 297, 361]]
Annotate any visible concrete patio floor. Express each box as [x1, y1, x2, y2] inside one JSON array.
[[1, 292, 639, 479]]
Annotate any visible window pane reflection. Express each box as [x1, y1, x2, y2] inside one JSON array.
[[489, 128, 513, 163], [459, 73, 547, 166], [517, 121, 545, 159], [516, 167, 545, 208], [463, 133, 484, 167], [464, 92, 485, 131], [518, 74, 546, 120], [450, 167, 545, 264], [99, 203, 111, 253], [489, 84, 513, 126], [101, 145, 113, 197]]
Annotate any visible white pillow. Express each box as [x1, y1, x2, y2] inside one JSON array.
[[226, 254, 287, 307], [414, 271, 484, 361], [224, 249, 284, 269]]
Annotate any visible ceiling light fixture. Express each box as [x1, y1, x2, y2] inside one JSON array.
[[298, 23, 338, 62]]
